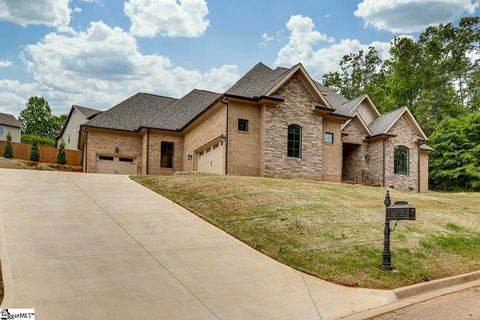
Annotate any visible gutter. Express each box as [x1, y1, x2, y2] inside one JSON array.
[[146, 129, 150, 175], [221, 97, 229, 175]]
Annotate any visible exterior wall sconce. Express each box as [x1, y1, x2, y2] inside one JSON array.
[[365, 155, 370, 161], [187, 154, 193, 160], [115, 147, 120, 154]]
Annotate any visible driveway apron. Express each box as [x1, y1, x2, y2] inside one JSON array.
[[0, 169, 396, 319]]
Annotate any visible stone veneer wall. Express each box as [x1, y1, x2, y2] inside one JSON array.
[[341, 119, 368, 183], [384, 115, 419, 191], [85, 129, 143, 173], [264, 73, 323, 179], [147, 130, 184, 175], [366, 139, 385, 186], [419, 150, 429, 192], [228, 101, 262, 176]]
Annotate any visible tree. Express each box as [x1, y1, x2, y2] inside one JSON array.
[[3, 132, 14, 159], [56, 139, 67, 165], [29, 142, 40, 162], [322, 47, 385, 104], [429, 111, 480, 191], [18, 97, 67, 140]]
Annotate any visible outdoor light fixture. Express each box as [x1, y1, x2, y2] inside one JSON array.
[[115, 147, 119, 154], [188, 154, 192, 160]]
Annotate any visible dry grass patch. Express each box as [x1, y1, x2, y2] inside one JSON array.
[[132, 173, 480, 289]]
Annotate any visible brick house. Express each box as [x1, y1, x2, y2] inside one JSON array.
[[78, 62, 433, 192]]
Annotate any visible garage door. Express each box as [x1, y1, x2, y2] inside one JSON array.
[[95, 155, 137, 175], [196, 142, 224, 174]]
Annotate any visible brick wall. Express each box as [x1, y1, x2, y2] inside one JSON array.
[[384, 115, 419, 191], [323, 118, 342, 182], [147, 130, 184, 175], [85, 129, 143, 173], [228, 101, 262, 176], [264, 73, 324, 179], [183, 103, 226, 172]]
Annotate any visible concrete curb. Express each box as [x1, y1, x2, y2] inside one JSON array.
[[393, 270, 480, 299], [341, 271, 480, 320]]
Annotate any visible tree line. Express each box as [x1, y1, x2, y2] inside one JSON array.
[[322, 17, 479, 191]]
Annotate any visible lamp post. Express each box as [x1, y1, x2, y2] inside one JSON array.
[[382, 191, 393, 270]]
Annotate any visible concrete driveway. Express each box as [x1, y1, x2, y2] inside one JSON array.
[[0, 169, 396, 319]]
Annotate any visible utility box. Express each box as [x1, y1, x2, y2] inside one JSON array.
[[386, 204, 416, 221]]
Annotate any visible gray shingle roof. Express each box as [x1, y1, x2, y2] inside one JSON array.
[[145, 89, 221, 131], [85, 93, 178, 131], [420, 144, 435, 151], [74, 105, 102, 119], [368, 107, 407, 136], [0, 112, 21, 128], [226, 62, 290, 98], [335, 95, 367, 116], [313, 81, 350, 108]]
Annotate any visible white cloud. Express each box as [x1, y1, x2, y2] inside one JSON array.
[[1, 21, 238, 116], [0, 91, 26, 115], [275, 15, 391, 79], [259, 32, 274, 47], [0, 0, 71, 28], [124, 0, 209, 38], [0, 59, 12, 68], [355, 0, 479, 33]]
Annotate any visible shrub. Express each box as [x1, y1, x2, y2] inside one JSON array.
[[3, 132, 14, 159], [21, 134, 55, 147], [56, 139, 67, 165], [30, 142, 40, 162]]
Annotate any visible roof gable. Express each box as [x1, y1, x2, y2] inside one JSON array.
[[266, 64, 332, 108], [225, 62, 289, 99], [0, 112, 20, 128], [336, 94, 381, 118], [368, 107, 427, 139], [74, 105, 102, 119]]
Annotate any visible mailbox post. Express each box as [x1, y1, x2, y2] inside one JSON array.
[[382, 191, 392, 270], [382, 191, 416, 270]]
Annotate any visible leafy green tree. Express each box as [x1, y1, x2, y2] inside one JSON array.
[[21, 134, 55, 147], [29, 142, 40, 162], [3, 132, 14, 159], [56, 139, 67, 165], [18, 97, 67, 140], [429, 111, 480, 191]]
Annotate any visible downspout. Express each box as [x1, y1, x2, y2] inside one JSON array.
[[221, 97, 229, 175], [382, 139, 386, 188], [84, 129, 88, 173], [417, 145, 420, 193], [146, 129, 150, 175]]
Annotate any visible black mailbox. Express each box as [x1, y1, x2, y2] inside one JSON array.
[[386, 205, 416, 221]]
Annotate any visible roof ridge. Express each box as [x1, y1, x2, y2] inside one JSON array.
[[84, 92, 143, 125], [379, 106, 407, 117], [138, 92, 178, 99]]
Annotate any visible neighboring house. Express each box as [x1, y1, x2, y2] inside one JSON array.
[[58, 105, 102, 150], [78, 62, 433, 192], [0, 112, 21, 143]]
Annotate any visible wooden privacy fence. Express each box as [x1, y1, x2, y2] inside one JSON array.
[[0, 140, 82, 167]]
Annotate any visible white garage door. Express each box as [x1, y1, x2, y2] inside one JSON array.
[[197, 142, 224, 174], [95, 155, 137, 175]]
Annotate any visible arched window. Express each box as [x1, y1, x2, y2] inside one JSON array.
[[288, 124, 302, 158], [394, 146, 409, 175]]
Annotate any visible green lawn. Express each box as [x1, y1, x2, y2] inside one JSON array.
[[132, 173, 480, 289]]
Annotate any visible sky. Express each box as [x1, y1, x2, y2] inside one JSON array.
[[0, 0, 479, 116]]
